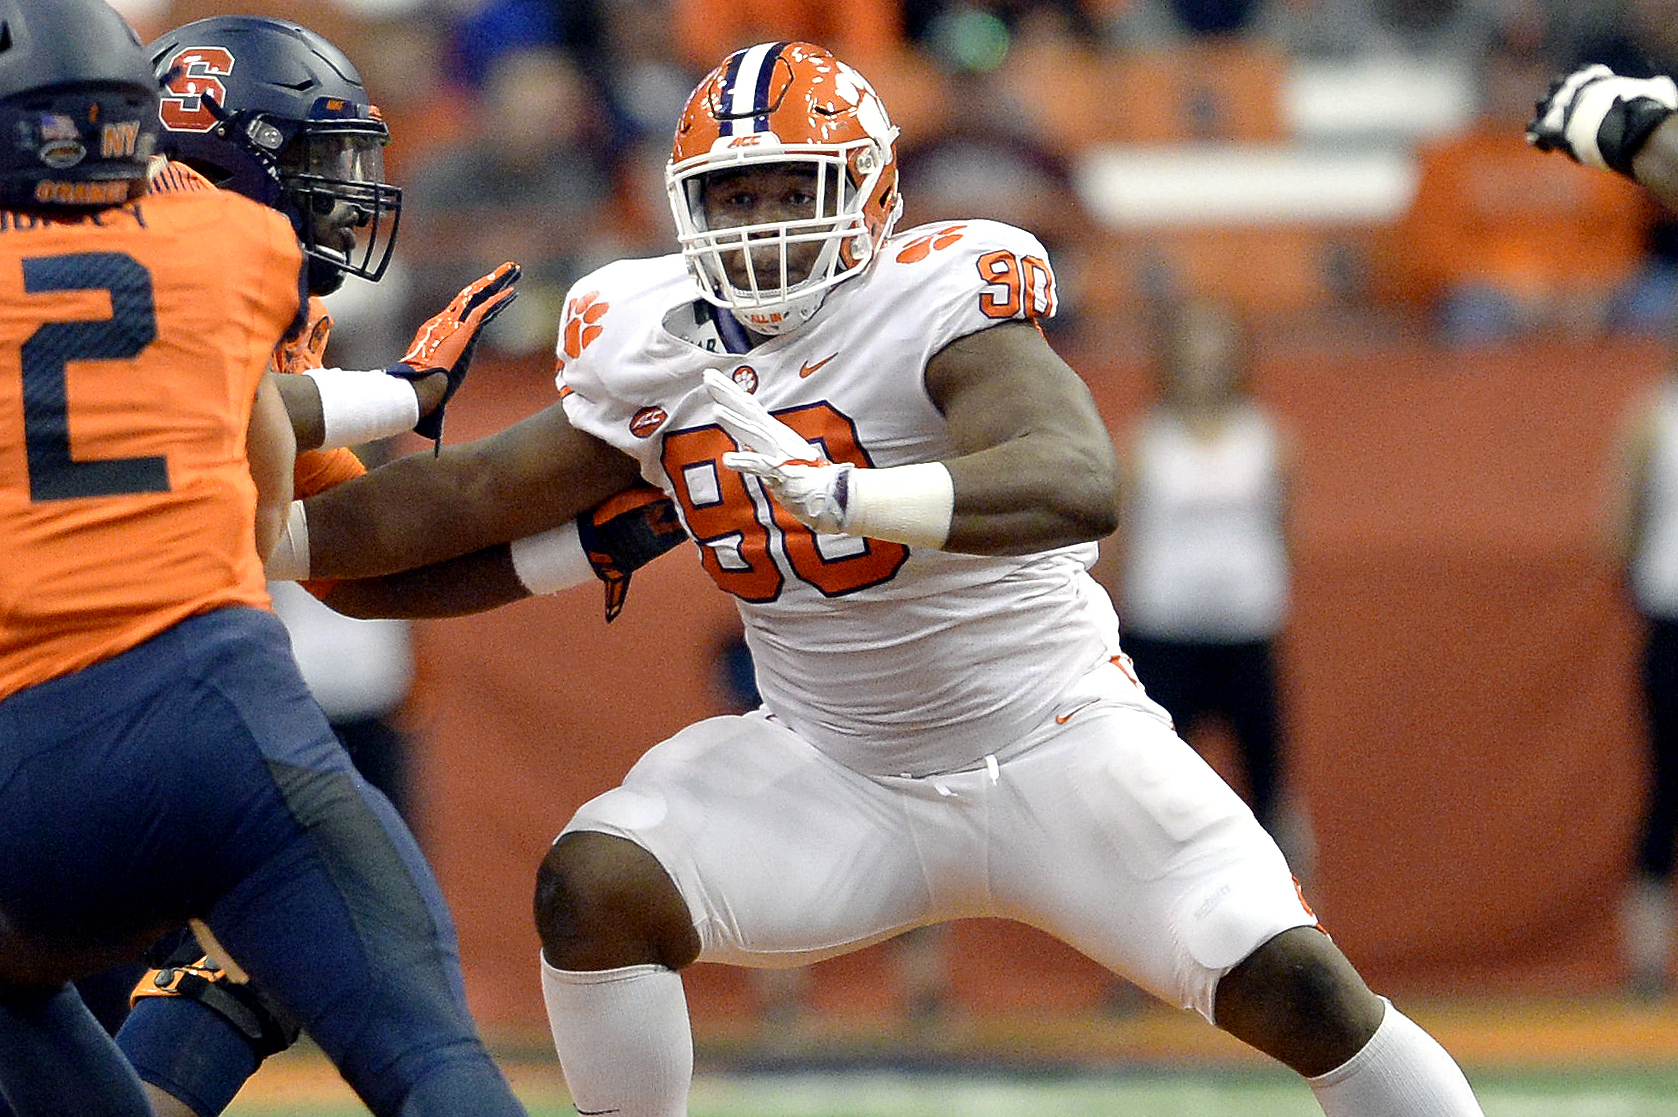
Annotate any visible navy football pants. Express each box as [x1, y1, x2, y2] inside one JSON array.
[[0, 607, 526, 1117]]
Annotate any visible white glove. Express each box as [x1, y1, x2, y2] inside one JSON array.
[[1527, 63, 1678, 175], [701, 368, 854, 534]]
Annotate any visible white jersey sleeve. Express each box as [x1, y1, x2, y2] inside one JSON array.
[[887, 219, 1059, 352], [551, 223, 1142, 777], [553, 254, 700, 457]]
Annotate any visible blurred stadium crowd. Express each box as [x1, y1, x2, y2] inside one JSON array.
[[108, 0, 1678, 358]]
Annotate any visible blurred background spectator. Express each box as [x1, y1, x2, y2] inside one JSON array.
[[1375, 1, 1648, 343], [670, 0, 902, 73], [441, 0, 608, 89], [403, 43, 623, 356], [1103, 294, 1311, 869], [1608, 324, 1678, 999], [895, 28, 1102, 343], [1104, 0, 1272, 43], [1266, 0, 1506, 61], [904, 0, 1101, 58]]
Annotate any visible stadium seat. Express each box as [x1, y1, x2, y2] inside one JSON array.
[[1000, 38, 1290, 154]]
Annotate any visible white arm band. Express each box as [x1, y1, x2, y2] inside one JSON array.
[[264, 503, 595, 593], [843, 462, 955, 550], [303, 367, 421, 450], [509, 520, 595, 595], [264, 500, 310, 582]]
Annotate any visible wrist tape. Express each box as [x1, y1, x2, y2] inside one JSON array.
[[1603, 93, 1678, 176], [303, 367, 421, 450], [509, 520, 594, 595], [843, 462, 954, 549], [264, 501, 310, 582]]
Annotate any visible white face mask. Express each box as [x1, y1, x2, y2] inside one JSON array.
[[667, 141, 898, 336]]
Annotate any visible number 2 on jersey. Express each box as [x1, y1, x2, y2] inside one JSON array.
[[15, 251, 165, 501], [663, 401, 910, 601]]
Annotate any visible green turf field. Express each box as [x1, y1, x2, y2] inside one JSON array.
[[213, 991, 1678, 1116], [224, 1066, 1678, 1116]]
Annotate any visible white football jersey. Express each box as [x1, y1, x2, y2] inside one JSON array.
[[557, 220, 1136, 776]]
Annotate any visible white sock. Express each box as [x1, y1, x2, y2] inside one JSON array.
[[540, 956, 692, 1117], [1308, 999, 1484, 1117]]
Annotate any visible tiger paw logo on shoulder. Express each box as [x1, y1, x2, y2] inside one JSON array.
[[562, 292, 608, 361]]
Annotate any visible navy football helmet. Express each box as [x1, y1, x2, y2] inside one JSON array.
[[147, 16, 401, 294], [0, 0, 159, 213]]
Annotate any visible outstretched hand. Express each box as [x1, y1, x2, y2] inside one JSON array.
[[1527, 63, 1678, 175], [389, 261, 521, 450], [275, 298, 333, 375], [702, 368, 853, 534]]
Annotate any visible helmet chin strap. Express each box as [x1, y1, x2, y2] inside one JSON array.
[[729, 288, 826, 338]]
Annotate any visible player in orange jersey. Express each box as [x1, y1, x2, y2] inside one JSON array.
[[270, 41, 1486, 1117], [139, 16, 677, 620], [0, 2, 531, 1115], [106, 17, 684, 1117], [145, 15, 519, 465]]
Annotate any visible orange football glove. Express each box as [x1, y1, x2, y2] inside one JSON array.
[[275, 297, 333, 375], [388, 261, 521, 451], [577, 485, 688, 621]]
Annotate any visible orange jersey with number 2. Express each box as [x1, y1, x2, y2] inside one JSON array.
[[0, 190, 304, 699]]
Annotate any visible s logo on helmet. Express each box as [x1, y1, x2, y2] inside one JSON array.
[[158, 47, 235, 133]]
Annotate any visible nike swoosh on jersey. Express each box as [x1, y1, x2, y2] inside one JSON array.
[[799, 352, 838, 377]]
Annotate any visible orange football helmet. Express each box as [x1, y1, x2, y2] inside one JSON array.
[[666, 41, 903, 336]]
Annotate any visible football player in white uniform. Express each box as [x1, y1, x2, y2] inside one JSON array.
[[282, 41, 1485, 1117]]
